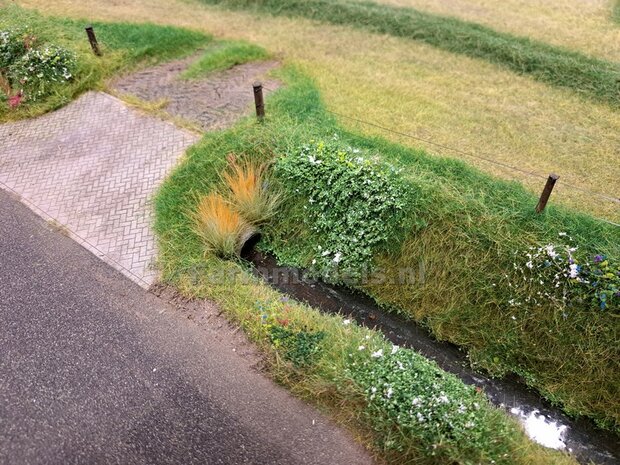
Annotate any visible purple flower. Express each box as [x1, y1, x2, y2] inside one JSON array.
[[594, 255, 605, 264]]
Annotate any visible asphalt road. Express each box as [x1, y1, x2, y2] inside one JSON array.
[[0, 190, 373, 465]]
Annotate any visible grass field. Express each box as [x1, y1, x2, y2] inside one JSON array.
[[16, 0, 620, 225], [363, 0, 620, 62], [0, 3, 210, 120], [192, 0, 620, 108]]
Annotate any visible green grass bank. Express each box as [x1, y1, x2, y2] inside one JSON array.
[[155, 65, 620, 435], [155, 65, 583, 464], [195, 0, 620, 107]]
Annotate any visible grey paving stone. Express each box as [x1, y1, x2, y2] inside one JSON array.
[[0, 92, 199, 288]]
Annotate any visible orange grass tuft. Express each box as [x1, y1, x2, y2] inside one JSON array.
[[193, 192, 253, 257], [222, 157, 280, 224]]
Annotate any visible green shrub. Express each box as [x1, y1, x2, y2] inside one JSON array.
[[274, 140, 416, 282], [348, 344, 516, 462], [0, 28, 29, 70], [268, 324, 325, 367], [8, 44, 76, 102]]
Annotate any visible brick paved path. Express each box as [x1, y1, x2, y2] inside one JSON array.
[[0, 92, 198, 287], [113, 56, 280, 131]]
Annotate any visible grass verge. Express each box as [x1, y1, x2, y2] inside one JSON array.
[[182, 40, 269, 78], [0, 4, 210, 120], [196, 0, 620, 107], [155, 65, 620, 436], [156, 73, 579, 465], [354, 0, 620, 62]]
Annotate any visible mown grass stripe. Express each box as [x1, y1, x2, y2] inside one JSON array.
[[197, 0, 620, 107]]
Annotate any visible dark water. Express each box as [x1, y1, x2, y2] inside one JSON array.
[[247, 250, 619, 465]]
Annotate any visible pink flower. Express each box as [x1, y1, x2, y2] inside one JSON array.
[[8, 93, 23, 109]]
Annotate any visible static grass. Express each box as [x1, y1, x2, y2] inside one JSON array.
[[355, 0, 620, 62], [196, 0, 620, 107], [182, 40, 269, 78], [615, 0, 620, 23], [155, 73, 579, 465], [0, 4, 210, 120], [155, 65, 620, 436]]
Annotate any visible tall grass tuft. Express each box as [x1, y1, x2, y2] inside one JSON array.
[[193, 192, 254, 257], [222, 156, 280, 225]]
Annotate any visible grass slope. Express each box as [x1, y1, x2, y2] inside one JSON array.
[[155, 65, 620, 434], [155, 65, 580, 465], [0, 4, 210, 120], [356, 0, 620, 62], [196, 0, 620, 107], [183, 40, 269, 78]]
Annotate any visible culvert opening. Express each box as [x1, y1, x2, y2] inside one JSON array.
[[239, 231, 262, 260]]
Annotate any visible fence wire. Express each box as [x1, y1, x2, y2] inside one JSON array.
[[320, 108, 620, 227]]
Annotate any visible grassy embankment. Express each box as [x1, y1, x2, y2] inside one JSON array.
[[156, 65, 583, 464], [0, 4, 210, 120], [156, 66, 620, 434], [17, 0, 620, 223]]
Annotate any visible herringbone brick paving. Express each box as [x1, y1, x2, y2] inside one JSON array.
[[0, 92, 198, 288]]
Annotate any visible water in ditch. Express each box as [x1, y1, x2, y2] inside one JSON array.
[[246, 250, 619, 465]]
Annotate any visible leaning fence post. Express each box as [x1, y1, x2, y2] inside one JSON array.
[[85, 25, 101, 56], [253, 82, 265, 121], [536, 174, 559, 213]]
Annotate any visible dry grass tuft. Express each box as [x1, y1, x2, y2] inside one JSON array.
[[193, 192, 253, 257], [222, 155, 280, 225]]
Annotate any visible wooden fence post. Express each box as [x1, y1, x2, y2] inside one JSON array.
[[253, 82, 265, 120], [85, 26, 101, 56], [536, 174, 559, 213]]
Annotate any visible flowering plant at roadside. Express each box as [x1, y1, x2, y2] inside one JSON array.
[[8, 44, 76, 102], [0, 28, 31, 70], [274, 138, 414, 283], [0, 28, 76, 107], [505, 233, 619, 313], [347, 341, 514, 461]]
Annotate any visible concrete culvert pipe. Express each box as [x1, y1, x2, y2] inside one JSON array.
[[239, 229, 262, 259]]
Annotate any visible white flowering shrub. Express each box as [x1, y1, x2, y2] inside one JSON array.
[[0, 28, 76, 107], [274, 139, 413, 282], [0, 28, 29, 70], [506, 233, 619, 313], [8, 44, 76, 102], [348, 344, 513, 461]]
